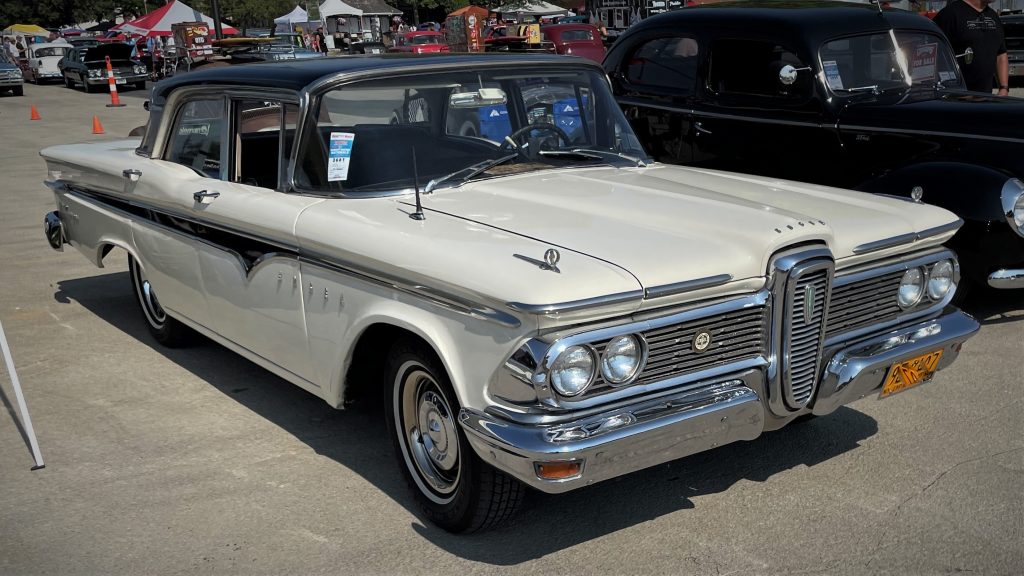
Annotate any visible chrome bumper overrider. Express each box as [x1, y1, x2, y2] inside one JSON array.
[[460, 309, 978, 493], [988, 268, 1024, 289], [44, 211, 65, 252]]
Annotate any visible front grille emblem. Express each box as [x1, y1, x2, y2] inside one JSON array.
[[803, 284, 816, 325], [692, 330, 712, 352]]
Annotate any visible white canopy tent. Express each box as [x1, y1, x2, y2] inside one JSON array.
[[274, 5, 310, 27], [495, 1, 568, 17]]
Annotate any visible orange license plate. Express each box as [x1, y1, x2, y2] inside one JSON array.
[[880, 350, 944, 398]]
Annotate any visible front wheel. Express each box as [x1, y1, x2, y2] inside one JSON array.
[[385, 339, 524, 533], [82, 76, 93, 93], [128, 255, 194, 347], [12, 85, 23, 96]]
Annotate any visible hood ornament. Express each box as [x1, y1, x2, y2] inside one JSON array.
[[514, 248, 561, 273]]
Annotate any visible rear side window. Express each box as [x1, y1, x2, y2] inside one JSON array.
[[625, 36, 700, 95], [561, 30, 594, 42], [708, 38, 809, 100], [166, 99, 225, 179]]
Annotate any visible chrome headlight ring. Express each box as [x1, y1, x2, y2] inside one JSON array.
[[898, 267, 926, 310], [600, 334, 648, 386], [1002, 178, 1024, 238]]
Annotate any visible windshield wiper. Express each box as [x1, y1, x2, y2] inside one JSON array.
[[424, 153, 519, 193], [537, 149, 647, 167]]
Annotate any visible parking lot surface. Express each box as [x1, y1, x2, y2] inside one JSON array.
[[0, 83, 1022, 575]]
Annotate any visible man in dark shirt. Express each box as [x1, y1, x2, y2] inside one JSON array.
[[934, 0, 1009, 95]]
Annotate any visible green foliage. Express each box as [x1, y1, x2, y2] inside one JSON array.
[[1, 0, 144, 28]]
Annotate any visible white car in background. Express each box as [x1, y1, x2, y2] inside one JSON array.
[[23, 42, 69, 83]]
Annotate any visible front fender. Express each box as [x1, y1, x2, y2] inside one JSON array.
[[856, 162, 1012, 222]]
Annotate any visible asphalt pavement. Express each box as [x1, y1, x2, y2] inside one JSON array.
[[0, 81, 1021, 576]]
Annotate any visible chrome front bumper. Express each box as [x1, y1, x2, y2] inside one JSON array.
[[988, 268, 1024, 289], [460, 309, 978, 494]]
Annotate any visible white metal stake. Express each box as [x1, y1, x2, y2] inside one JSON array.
[[0, 320, 45, 470]]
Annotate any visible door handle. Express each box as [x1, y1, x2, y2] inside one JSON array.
[[193, 190, 220, 202], [122, 169, 142, 181], [695, 122, 712, 136]]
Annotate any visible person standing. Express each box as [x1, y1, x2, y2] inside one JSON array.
[[934, 0, 1010, 95], [316, 27, 329, 54]]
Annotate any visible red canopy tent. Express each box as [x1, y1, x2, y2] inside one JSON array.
[[118, 0, 238, 37]]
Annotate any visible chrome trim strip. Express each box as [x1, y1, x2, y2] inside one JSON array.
[[693, 109, 823, 129], [852, 219, 962, 255], [616, 97, 690, 114], [841, 124, 1024, 145], [988, 268, 1024, 289], [56, 181, 521, 329], [643, 274, 733, 299], [506, 290, 644, 315]]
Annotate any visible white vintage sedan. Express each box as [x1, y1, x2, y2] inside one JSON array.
[[41, 54, 979, 532], [23, 42, 69, 83]]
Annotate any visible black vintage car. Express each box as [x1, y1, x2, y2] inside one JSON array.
[[58, 43, 148, 92], [604, 1, 1024, 297]]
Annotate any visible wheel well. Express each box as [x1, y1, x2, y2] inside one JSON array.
[[343, 323, 442, 407]]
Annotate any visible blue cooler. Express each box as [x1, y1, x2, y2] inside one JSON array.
[[478, 105, 511, 141]]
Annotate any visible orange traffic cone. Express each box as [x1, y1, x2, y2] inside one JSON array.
[[92, 116, 105, 135], [30, 105, 40, 120]]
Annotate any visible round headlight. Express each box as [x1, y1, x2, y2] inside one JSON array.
[[600, 334, 644, 385], [1013, 192, 1024, 232], [927, 260, 955, 300], [898, 267, 925, 309], [549, 345, 595, 397]]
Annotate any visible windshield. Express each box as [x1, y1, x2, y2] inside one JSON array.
[[410, 35, 443, 45], [295, 67, 648, 194], [819, 31, 962, 94]]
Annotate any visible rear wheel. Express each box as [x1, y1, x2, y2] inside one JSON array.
[[128, 255, 194, 347], [385, 338, 524, 533], [63, 73, 72, 88]]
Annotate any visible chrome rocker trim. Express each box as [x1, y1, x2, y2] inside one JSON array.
[[987, 268, 1024, 289], [460, 308, 978, 494]]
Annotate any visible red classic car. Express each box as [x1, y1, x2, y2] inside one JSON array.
[[542, 23, 605, 62], [389, 31, 449, 54]]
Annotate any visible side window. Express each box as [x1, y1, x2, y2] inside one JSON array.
[[625, 36, 700, 95], [166, 98, 225, 179], [233, 99, 298, 190], [708, 39, 809, 100]]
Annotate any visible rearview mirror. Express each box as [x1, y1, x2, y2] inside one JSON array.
[[956, 47, 974, 65], [449, 88, 507, 109]]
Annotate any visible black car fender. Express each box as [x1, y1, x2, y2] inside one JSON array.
[[855, 161, 1013, 223]]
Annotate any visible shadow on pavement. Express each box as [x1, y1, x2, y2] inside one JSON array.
[[959, 286, 1023, 326], [55, 270, 880, 565]]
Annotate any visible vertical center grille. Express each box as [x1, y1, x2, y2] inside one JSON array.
[[782, 263, 832, 410]]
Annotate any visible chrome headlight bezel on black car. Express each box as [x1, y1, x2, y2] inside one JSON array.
[[1003, 178, 1024, 238]]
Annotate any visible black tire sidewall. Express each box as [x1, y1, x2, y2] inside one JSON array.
[[385, 340, 489, 532]]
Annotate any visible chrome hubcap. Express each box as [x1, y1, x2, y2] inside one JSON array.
[[399, 368, 460, 499], [132, 261, 166, 327]]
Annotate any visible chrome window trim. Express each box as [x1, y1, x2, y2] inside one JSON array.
[[852, 218, 962, 255]]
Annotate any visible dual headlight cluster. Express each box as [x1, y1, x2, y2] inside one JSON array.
[[88, 69, 103, 78], [550, 334, 646, 397], [132, 64, 146, 75], [897, 259, 956, 309]]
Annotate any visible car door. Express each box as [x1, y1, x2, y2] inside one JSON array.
[[190, 98, 323, 386], [689, 36, 842, 182], [610, 33, 701, 165]]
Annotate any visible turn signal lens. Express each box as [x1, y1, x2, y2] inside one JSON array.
[[535, 461, 583, 480], [927, 260, 955, 300], [898, 267, 925, 309]]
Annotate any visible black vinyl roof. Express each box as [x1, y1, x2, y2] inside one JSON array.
[[153, 53, 600, 99], [628, 1, 941, 48]]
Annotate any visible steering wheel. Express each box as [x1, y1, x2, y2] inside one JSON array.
[[499, 122, 572, 158]]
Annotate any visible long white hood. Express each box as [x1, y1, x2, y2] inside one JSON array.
[[415, 164, 960, 291]]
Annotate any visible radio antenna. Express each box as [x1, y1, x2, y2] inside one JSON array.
[[410, 146, 425, 221]]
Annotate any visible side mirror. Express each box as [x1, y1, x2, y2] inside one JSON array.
[[779, 64, 812, 86], [956, 47, 974, 65]]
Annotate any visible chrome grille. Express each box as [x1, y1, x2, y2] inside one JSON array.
[[826, 271, 903, 337], [584, 305, 768, 396], [783, 268, 829, 408]]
